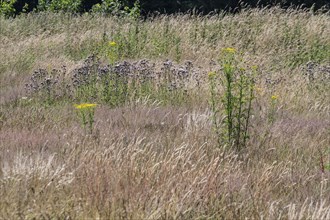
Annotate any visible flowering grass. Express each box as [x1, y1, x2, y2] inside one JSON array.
[[0, 7, 329, 219]]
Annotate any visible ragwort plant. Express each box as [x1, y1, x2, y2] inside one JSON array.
[[74, 103, 97, 134], [106, 41, 119, 65], [209, 48, 256, 154]]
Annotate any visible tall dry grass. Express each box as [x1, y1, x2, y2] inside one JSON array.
[[0, 7, 329, 219]]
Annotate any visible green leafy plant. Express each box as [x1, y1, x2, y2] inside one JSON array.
[[209, 48, 255, 154]]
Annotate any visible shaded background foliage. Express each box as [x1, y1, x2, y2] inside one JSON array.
[[131, 0, 328, 14], [8, 0, 330, 15]]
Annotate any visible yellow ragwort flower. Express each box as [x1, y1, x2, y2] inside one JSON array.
[[251, 65, 258, 71], [222, 47, 236, 54], [109, 41, 117, 47], [271, 95, 278, 100], [74, 103, 97, 109], [208, 71, 216, 78]]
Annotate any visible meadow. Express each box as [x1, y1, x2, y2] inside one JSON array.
[[0, 7, 329, 219]]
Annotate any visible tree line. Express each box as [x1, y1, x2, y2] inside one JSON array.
[[1, 0, 329, 17]]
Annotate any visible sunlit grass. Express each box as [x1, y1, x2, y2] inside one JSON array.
[[0, 7, 329, 219]]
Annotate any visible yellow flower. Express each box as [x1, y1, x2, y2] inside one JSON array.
[[74, 103, 97, 109], [208, 71, 216, 78], [271, 95, 278, 100], [109, 41, 117, 47], [251, 65, 258, 71], [222, 47, 236, 54]]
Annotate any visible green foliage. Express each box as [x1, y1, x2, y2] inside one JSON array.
[[91, 0, 123, 15], [209, 48, 256, 154], [35, 0, 140, 15], [91, 0, 140, 18], [126, 0, 140, 19], [0, 0, 16, 17], [1, 0, 329, 17], [37, 0, 82, 13]]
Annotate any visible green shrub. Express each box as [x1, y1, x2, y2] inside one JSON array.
[[0, 0, 16, 17], [37, 0, 82, 13], [91, 0, 140, 18]]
